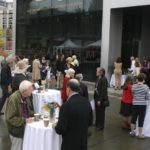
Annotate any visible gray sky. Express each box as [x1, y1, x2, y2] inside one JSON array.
[[6, 0, 13, 2]]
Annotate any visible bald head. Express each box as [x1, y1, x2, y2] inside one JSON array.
[[67, 79, 80, 93]]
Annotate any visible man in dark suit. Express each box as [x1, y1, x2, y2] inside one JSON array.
[[75, 73, 89, 99], [94, 67, 109, 130], [53, 79, 93, 150], [0, 60, 12, 115]]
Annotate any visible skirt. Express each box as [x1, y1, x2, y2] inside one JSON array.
[[120, 101, 132, 117]]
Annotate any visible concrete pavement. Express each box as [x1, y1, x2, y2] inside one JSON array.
[[0, 86, 150, 150]]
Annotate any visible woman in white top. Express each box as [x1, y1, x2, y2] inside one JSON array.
[[132, 61, 141, 83]]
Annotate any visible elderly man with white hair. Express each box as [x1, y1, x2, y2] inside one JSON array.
[[5, 80, 34, 150]]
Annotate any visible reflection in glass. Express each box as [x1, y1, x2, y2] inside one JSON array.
[[16, 0, 103, 81]]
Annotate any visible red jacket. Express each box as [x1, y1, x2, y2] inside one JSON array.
[[61, 76, 71, 101], [122, 84, 133, 104]]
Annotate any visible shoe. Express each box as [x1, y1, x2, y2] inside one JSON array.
[[138, 135, 146, 139], [96, 127, 104, 131], [129, 131, 136, 137], [122, 126, 130, 130], [87, 132, 92, 137], [0, 112, 4, 116]]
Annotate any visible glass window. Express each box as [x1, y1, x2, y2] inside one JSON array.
[[16, 0, 103, 81]]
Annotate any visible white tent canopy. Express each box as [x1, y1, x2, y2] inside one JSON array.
[[85, 40, 101, 48], [56, 39, 80, 49]]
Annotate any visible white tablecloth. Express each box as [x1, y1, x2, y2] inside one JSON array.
[[32, 89, 62, 115], [110, 74, 127, 87], [23, 120, 62, 150]]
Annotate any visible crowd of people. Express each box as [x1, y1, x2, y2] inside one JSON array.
[[1, 53, 150, 150], [116, 56, 150, 139], [0, 53, 94, 150], [114, 56, 150, 89]]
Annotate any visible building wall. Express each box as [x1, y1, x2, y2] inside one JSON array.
[[13, 0, 16, 53], [101, 0, 150, 80], [0, 1, 13, 51], [140, 8, 150, 58], [109, 0, 150, 8]]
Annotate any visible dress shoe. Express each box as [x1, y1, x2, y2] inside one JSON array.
[[96, 127, 104, 131], [122, 126, 130, 131], [0, 112, 4, 115], [87, 132, 92, 137]]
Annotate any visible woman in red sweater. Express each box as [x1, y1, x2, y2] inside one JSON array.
[[120, 75, 133, 129], [61, 68, 75, 102]]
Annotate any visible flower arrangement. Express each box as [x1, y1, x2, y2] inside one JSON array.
[[43, 102, 55, 112], [43, 102, 60, 120]]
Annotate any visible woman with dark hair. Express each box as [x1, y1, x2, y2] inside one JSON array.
[[120, 75, 133, 129], [114, 57, 122, 90], [94, 67, 109, 130], [130, 73, 150, 138]]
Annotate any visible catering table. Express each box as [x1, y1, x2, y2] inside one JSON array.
[[110, 74, 127, 87], [32, 89, 62, 115], [23, 120, 62, 150]]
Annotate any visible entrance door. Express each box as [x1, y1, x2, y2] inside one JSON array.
[[121, 39, 140, 70], [132, 39, 140, 57]]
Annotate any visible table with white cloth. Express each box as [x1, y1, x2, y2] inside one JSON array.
[[109, 74, 127, 87], [23, 120, 62, 150], [32, 89, 62, 116]]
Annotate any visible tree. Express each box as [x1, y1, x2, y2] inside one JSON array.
[[0, 26, 5, 48]]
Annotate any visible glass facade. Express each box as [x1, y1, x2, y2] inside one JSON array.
[[16, 0, 103, 81]]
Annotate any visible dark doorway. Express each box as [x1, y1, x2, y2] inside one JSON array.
[[121, 7, 142, 70]]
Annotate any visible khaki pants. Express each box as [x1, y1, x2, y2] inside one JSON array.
[[10, 135, 23, 150]]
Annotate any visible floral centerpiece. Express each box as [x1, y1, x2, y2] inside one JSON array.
[[43, 102, 60, 122]]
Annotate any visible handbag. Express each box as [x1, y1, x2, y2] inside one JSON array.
[[102, 97, 110, 107]]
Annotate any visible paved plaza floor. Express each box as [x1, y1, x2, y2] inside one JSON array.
[[0, 88, 150, 150]]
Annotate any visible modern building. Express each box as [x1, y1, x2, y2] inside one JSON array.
[[0, 0, 13, 51], [14, 0, 150, 81], [0, 0, 6, 50], [14, 0, 102, 81], [102, 0, 150, 78]]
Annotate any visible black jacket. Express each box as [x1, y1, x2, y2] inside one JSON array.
[[79, 82, 89, 99], [11, 74, 27, 92], [1, 65, 12, 86], [55, 94, 93, 150], [94, 76, 108, 105]]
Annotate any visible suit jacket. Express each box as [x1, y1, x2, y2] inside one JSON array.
[[79, 82, 89, 99], [1, 65, 12, 86], [12, 74, 28, 92], [94, 76, 108, 105], [55, 94, 93, 150]]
